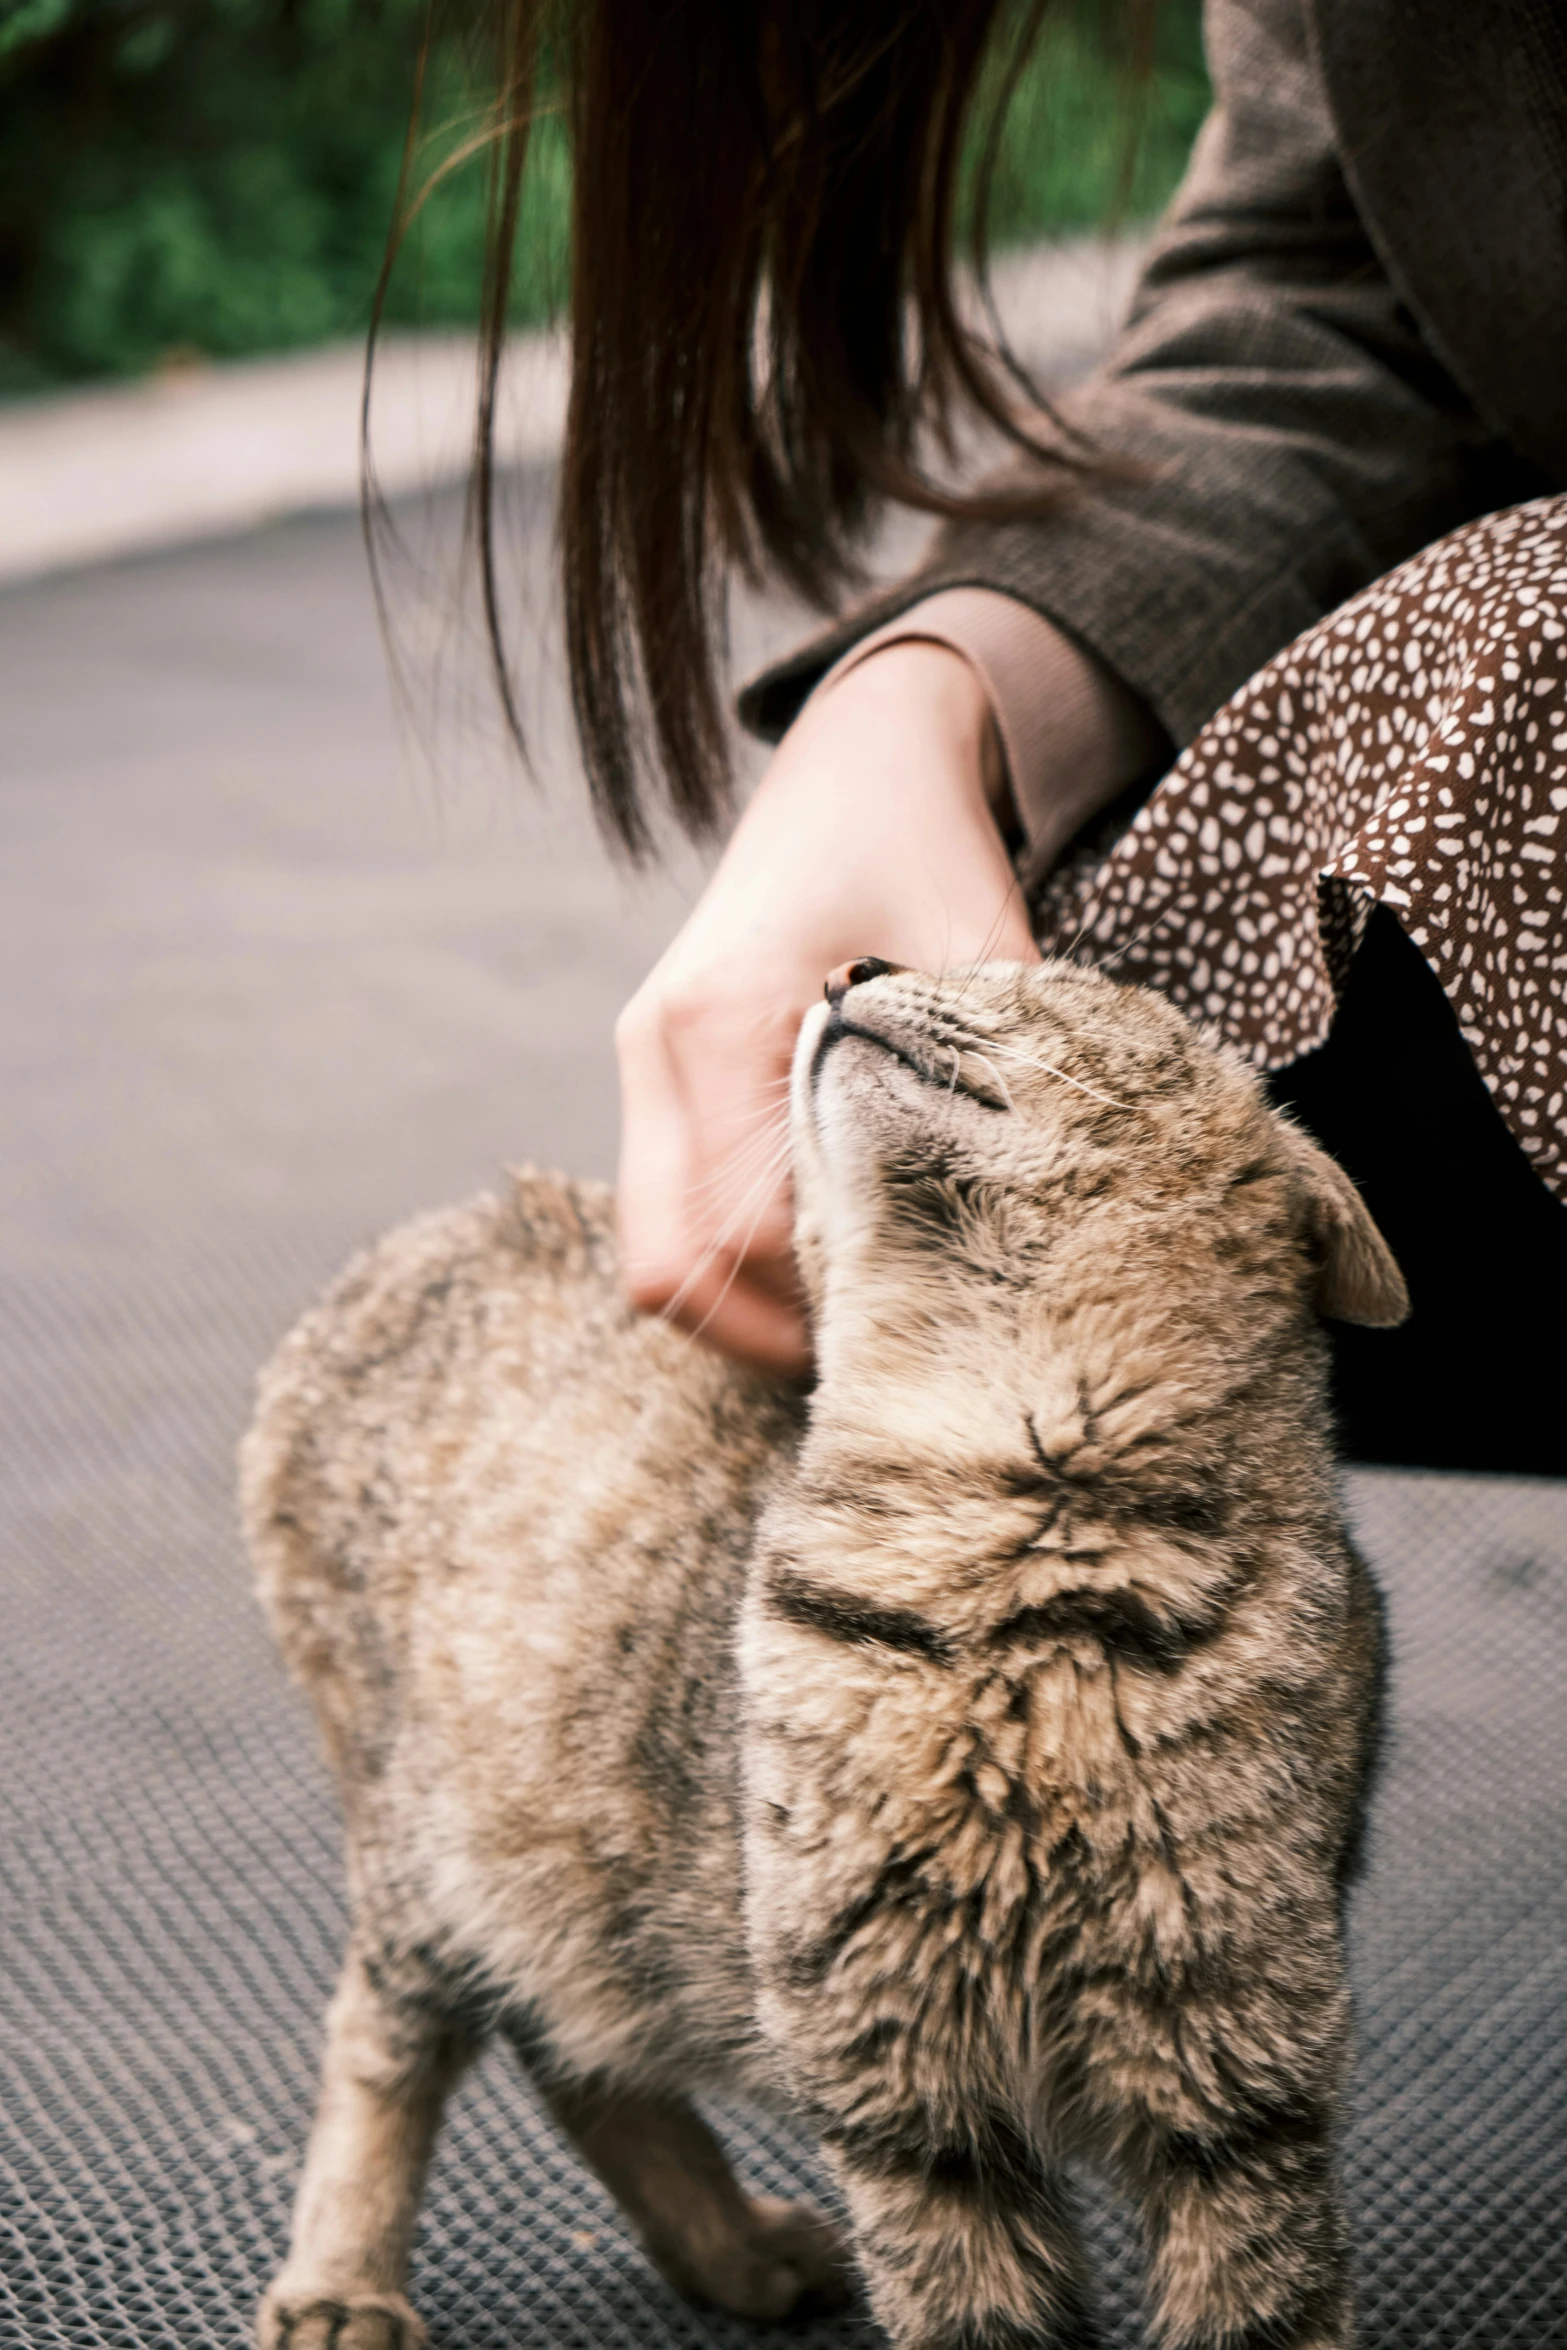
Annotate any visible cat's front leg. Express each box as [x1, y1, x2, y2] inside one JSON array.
[[1089, 1901, 1356, 2350], [815, 2104, 1101, 2350], [258, 1942, 474, 2350], [1119, 2095, 1353, 2350], [749, 1869, 1098, 2349], [740, 1598, 1099, 2345]]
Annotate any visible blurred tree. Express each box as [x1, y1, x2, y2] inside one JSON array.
[[0, 0, 1203, 391], [0, 0, 559, 387]]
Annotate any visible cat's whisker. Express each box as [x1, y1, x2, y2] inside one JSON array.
[[987, 1045, 1131, 1113], [947, 1031, 1132, 1113], [965, 1049, 1015, 1111], [1058, 900, 1106, 966], [1089, 901, 1173, 977], [945, 877, 1028, 1009], [681, 1113, 793, 1204], [981, 875, 1027, 965], [678, 1142, 800, 1351], [654, 1131, 795, 1330], [676, 1130, 794, 1271], [715, 1079, 795, 1122], [657, 1142, 789, 1278], [702, 1116, 788, 1171]]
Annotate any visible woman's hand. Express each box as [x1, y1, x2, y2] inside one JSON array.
[[614, 640, 1041, 1376]]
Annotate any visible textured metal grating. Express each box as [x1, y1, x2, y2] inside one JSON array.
[[5, 1427, 1565, 2347]]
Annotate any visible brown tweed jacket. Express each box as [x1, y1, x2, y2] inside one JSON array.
[[740, 0, 1567, 754]]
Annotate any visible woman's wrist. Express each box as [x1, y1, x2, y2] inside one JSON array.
[[713, 636, 1036, 990], [799, 636, 1009, 830], [801, 592, 1167, 886]]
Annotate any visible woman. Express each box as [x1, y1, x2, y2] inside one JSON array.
[[456, 0, 1566, 1472]]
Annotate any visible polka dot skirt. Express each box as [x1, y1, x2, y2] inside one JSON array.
[[1036, 496, 1567, 1196]]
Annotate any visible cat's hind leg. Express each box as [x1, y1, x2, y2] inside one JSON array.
[[259, 1943, 475, 2350], [526, 2064, 854, 2321]]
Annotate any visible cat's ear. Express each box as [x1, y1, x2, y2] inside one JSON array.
[[1280, 1124, 1410, 1327]]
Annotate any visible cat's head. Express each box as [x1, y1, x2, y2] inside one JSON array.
[[790, 958, 1405, 1415]]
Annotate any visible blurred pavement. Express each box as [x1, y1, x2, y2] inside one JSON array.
[[0, 237, 1142, 585], [0, 481, 699, 1345], [0, 335, 569, 587]]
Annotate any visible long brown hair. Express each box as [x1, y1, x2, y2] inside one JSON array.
[[378, 1, 1135, 859]]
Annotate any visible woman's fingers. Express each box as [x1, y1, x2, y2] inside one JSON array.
[[613, 641, 1040, 1374], [613, 997, 698, 1310], [666, 1263, 810, 1375], [616, 984, 811, 1372]]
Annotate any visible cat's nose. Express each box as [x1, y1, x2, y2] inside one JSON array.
[[824, 957, 905, 1007]]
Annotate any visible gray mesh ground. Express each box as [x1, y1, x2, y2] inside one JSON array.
[[4, 504, 1565, 2348]]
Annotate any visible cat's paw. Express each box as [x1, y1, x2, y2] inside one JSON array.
[[257, 2282, 425, 2350], [699, 2195, 856, 2321]]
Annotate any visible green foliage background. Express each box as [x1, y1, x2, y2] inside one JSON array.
[[0, 0, 1207, 394]]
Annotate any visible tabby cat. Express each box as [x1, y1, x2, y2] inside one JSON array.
[[243, 957, 1403, 2350]]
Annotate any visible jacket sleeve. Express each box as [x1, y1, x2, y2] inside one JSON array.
[[739, 0, 1531, 756]]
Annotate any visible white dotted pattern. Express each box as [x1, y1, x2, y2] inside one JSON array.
[[1038, 498, 1567, 1195]]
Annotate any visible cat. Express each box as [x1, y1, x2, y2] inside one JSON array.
[[242, 955, 1404, 2350]]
